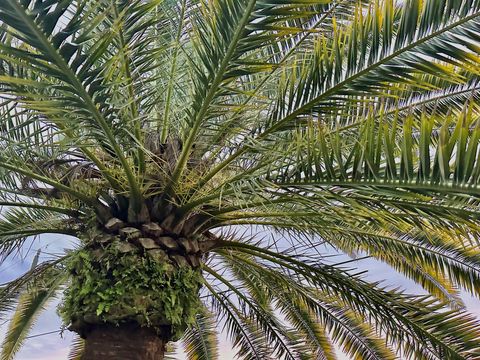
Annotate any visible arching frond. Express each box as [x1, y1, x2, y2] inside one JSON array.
[[213, 240, 480, 359], [0, 0, 479, 359], [68, 335, 84, 360], [0, 207, 76, 258], [214, 247, 396, 360], [205, 282, 271, 360], [183, 307, 219, 360], [0, 267, 66, 360]]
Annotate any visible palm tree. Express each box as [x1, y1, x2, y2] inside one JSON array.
[[1, 0, 480, 358]]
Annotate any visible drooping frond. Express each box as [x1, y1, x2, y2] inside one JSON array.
[[195, 107, 480, 303], [204, 268, 308, 360], [183, 307, 219, 360], [205, 281, 271, 360], [0, 266, 66, 360], [0, 0, 480, 359], [210, 245, 397, 359], [0, 207, 76, 259], [67, 335, 84, 360], [212, 240, 480, 359], [219, 252, 340, 360]]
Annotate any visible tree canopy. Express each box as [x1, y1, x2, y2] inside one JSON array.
[[0, 0, 480, 359]]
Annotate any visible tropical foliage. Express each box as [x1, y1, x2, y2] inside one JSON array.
[[0, 0, 480, 359]]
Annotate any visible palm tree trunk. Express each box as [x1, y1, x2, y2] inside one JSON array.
[[81, 323, 168, 360]]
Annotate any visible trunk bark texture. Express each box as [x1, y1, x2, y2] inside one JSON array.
[[81, 323, 167, 360]]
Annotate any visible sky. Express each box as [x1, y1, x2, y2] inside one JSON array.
[[0, 234, 479, 360]]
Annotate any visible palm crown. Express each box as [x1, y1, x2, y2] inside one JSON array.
[[1, 0, 480, 359]]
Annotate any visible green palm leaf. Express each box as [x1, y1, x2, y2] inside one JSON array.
[[215, 240, 480, 359], [0, 267, 66, 360], [1, 0, 480, 359], [183, 307, 219, 360]]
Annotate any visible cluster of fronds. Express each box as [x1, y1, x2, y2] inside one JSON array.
[[0, 0, 480, 359]]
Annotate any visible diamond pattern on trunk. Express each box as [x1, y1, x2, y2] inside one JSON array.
[[95, 218, 207, 269]]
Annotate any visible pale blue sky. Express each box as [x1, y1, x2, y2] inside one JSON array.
[[1, 234, 479, 360]]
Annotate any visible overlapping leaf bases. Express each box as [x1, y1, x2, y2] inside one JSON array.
[[0, 0, 480, 359]]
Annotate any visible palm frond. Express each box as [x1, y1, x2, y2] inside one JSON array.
[[67, 335, 84, 360], [215, 248, 396, 360], [190, 0, 480, 192], [0, 0, 143, 213], [214, 240, 480, 359], [183, 307, 219, 360], [0, 267, 66, 360], [0, 207, 76, 258], [204, 265, 308, 360], [222, 252, 339, 360], [204, 281, 270, 360]]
